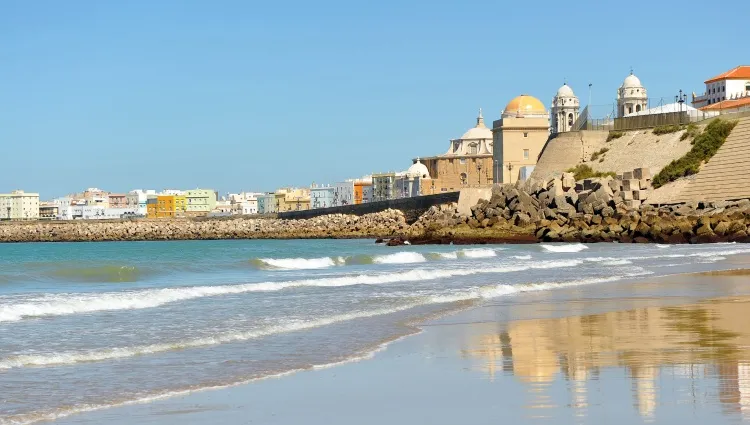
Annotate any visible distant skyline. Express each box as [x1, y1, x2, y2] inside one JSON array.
[[1, 0, 745, 198]]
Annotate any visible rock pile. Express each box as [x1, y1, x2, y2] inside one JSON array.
[[426, 174, 750, 244], [0, 209, 409, 243]]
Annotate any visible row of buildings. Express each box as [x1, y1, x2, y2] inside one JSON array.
[[5, 66, 748, 220]]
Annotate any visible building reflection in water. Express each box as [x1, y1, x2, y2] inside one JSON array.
[[461, 297, 750, 422]]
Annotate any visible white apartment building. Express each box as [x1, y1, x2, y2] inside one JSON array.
[[692, 65, 750, 108]]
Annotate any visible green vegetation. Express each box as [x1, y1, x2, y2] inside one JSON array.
[[680, 122, 700, 141], [652, 124, 682, 135], [652, 119, 738, 188], [590, 147, 609, 161], [566, 164, 617, 181], [606, 131, 624, 142]]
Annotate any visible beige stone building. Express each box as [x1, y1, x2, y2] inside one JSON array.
[[0, 190, 40, 220], [416, 110, 495, 194], [492, 95, 550, 184]]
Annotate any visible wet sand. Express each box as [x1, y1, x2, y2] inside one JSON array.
[[56, 262, 750, 425]]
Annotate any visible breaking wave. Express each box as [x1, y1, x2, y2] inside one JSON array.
[[372, 252, 426, 264], [0, 267, 626, 371], [458, 248, 497, 258], [0, 260, 583, 323], [540, 243, 589, 253], [250, 257, 340, 270]]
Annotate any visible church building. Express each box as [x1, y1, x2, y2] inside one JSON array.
[[617, 72, 648, 117], [415, 110, 495, 194], [492, 95, 550, 184], [550, 83, 580, 134]]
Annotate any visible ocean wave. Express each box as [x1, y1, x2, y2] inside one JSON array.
[[250, 257, 339, 270], [512, 255, 532, 260], [47, 265, 149, 283], [0, 260, 583, 323], [458, 248, 497, 258], [540, 243, 589, 253], [0, 306, 418, 370], [0, 260, 598, 370], [372, 252, 426, 264]]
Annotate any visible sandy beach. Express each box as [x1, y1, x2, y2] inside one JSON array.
[[51, 255, 750, 425]]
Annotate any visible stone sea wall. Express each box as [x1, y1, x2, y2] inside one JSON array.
[[408, 174, 750, 244], [0, 210, 409, 242]]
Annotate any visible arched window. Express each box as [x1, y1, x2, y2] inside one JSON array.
[[628, 106, 633, 114], [636, 105, 641, 112], [460, 173, 467, 185], [568, 113, 574, 126], [468, 143, 478, 155]]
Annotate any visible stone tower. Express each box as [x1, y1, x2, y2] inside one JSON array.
[[617, 71, 648, 117], [551, 83, 580, 134]]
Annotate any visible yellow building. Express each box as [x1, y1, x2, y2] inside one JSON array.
[[174, 195, 187, 217], [492, 95, 550, 184], [156, 195, 175, 218], [275, 188, 311, 212]]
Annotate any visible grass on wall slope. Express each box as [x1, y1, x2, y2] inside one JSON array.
[[651, 119, 738, 188]]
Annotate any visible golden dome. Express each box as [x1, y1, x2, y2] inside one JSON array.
[[503, 94, 547, 117]]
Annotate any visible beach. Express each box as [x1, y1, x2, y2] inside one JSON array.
[[54, 262, 750, 425], [2, 242, 750, 424]]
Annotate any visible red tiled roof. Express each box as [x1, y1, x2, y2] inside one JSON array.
[[705, 65, 750, 84], [700, 96, 750, 111]]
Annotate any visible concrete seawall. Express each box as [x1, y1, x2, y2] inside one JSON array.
[[278, 192, 460, 223]]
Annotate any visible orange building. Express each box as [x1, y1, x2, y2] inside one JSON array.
[[353, 181, 372, 204]]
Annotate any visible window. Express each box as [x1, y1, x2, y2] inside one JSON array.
[[523, 132, 528, 138], [523, 149, 530, 160], [746, 83, 750, 92], [459, 158, 466, 164], [636, 105, 641, 112]]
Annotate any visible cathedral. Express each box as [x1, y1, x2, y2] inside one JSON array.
[[415, 110, 495, 194]]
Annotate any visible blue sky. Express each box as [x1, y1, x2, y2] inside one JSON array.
[[1, 0, 744, 198]]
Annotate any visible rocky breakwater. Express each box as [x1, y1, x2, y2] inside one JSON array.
[[409, 173, 750, 244], [0, 209, 409, 243]]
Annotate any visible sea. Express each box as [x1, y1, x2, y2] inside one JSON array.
[[1, 239, 750, 424]]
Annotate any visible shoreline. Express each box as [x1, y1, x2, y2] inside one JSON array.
[[48, 258, 750, 425]]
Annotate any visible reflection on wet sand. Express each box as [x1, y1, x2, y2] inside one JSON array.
[[462, 296, 750, 421]]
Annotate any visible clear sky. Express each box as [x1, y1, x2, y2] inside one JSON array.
[[1, 0, 744, 198]]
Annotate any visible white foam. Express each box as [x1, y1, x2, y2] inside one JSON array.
[[258, 257, 337, 270], [459, 248, 497, 258], [0, 259, 584, 323], [512, 255, 532, 260], [372, 252, 426, 264], [0, 259, 590, 371], [656, 244, 671, 249], [541, 243, 589, 253], [0, 305, 417, 370], [436, 252, 459, 259]]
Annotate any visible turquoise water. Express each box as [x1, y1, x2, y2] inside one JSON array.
[[1, 240, 750, 424]]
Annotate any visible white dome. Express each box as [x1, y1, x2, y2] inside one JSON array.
[[460, 125, 492, 140], [407, 160, 430, 179], [556, 84, 575, 97], [459, 109, 492, 140], [622, 73, 642, 88]]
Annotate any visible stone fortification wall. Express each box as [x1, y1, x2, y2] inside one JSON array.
[[532, 131, 608, 181], [409, 175, 750, 244], [532, 128, 694, 182], [277, 192, 460, 223], [0, 210, 409, 242]]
